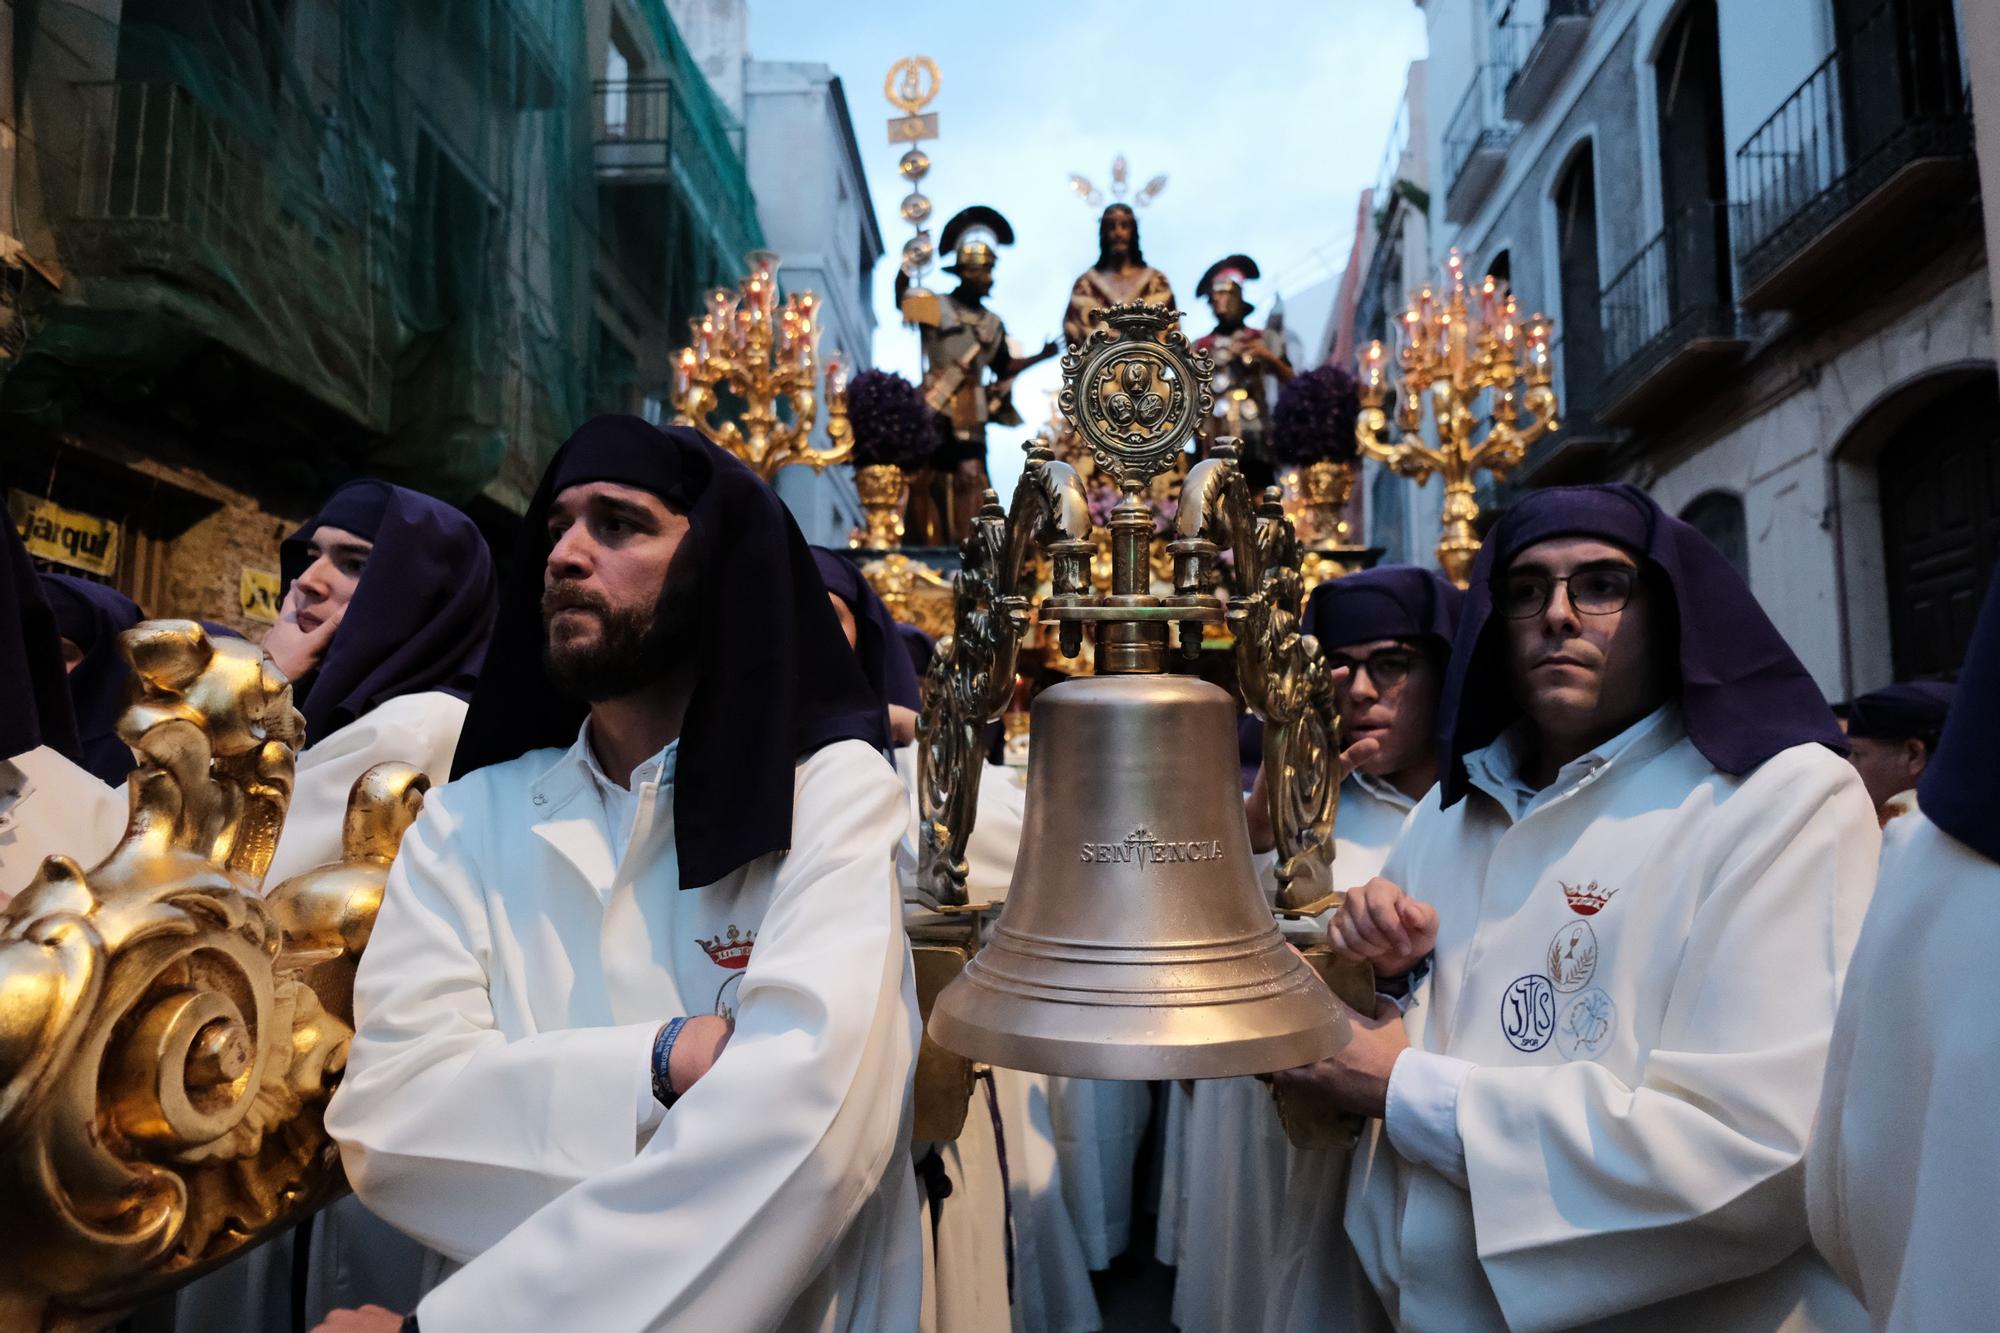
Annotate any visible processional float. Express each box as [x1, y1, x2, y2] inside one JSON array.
[[911, 302, 1371, 1142], [0, 624, 419, 1330]]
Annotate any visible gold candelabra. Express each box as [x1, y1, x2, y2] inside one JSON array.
[[673, 250, 853, 482], [1355, 249, 1558, 587]]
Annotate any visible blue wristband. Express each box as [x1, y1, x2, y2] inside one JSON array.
[[651, 1017, 690, 1110]]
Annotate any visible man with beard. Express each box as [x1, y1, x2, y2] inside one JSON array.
[[1289, 485, 1875, 1331], [318, 417, 923, 1331], [1062, 202, 1177, 349]]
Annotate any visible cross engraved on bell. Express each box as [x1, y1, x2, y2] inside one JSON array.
[[1079, 826, 1227, 865]]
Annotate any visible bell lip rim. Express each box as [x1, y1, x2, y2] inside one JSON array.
[[924, 1002, 1348, 1081], [925, 969, 1351, 1080]]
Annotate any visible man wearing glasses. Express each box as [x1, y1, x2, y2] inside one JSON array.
[[1184, 569, 1457, 1331], [1248, 565, 1460, 1333], [1289, 484, 1877, 1330]]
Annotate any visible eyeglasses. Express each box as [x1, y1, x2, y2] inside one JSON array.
[[1498, 565, 1638, 620], [1326, 648, 1421, 688]]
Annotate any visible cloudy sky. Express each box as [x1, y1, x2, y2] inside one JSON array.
[[745, 0, 1429, 494]]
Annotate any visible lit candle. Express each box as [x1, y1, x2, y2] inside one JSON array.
[[1360, 339, 1388, 401], [1480, 273, 1498, 326], [826, 356, 846, 399], [675, 346, 697, 399]]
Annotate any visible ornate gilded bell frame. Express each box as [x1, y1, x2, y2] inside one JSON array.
[[914, 302, 1349, 922]]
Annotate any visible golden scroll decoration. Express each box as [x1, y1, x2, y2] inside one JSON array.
[[0, 622, 424, 1329]]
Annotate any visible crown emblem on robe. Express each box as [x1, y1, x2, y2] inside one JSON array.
[[697, 925, 756, 969], [1560, 880, 1617, 916]]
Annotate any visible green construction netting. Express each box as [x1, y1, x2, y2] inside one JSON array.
[[4, 0, 762, 505]]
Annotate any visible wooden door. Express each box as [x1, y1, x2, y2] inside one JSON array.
[[1879, 374, 2000, 678]]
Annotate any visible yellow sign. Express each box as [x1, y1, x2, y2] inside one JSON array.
[[240, 568, 281, 624], [8, 491, 120, 577]]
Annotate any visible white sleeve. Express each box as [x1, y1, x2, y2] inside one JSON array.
[[264, 691, 468, 889], [1384, 1049, 1473, 1187], [325, 789, 660, 1262], [1453, 749, 1880, 1331], [411, 753, 921, 1331]]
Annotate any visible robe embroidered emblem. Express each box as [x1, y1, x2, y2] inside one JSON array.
[[698, 927, 755, 1020], [1556, 986, 1616, 1061], [698, 925, 756, 969], [1500, 974, 1557, 1052], [1560, 880, 1617, 915], [1546, 921, 1598, 993]]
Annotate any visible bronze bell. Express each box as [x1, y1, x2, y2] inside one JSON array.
[[927, 672, 1346, 1079], [918, 301, 1349, 1082]]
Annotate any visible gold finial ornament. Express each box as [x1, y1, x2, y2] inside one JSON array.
[[884, 56, 940, 117], [916, 303, 1358, 1082], [1357, 249, 1559, 587], [673, 251, 853, 483], [0, 623, 425, 1328]]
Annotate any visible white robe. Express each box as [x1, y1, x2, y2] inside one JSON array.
[[894, 749, 1101, 1333], [0, 745, 126, 904], [326, 734, 925, 1331], [1807, 812, 2000, 1330], [171, 690, 471, 1333], [265, 689, 468, 889], [1158, 774, 1413, 1333], [1258, 774, 1415, 1333], [1347, 708, 1876, 1332]]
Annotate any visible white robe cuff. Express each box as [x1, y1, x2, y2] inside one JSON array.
[[1385, 1049, 1473, 1188], [639, 1038, 665, 1134]]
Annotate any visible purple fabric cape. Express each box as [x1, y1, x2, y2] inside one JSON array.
[[1436, 482, 1845, 807], [1840, 680, 1954, 741], [3, 523, 81, 764], [1919, 574, 2000, 862], [811, 547, 923, 715], [450, 416, 887, 889], [38, 573, 144, 784], [1304, 564, 1463, 656]]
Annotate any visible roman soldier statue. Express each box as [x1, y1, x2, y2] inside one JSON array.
[[1063, 203, 1177, 350], [902, 205, 1057, 545], [1194, 254, 1292, 492]]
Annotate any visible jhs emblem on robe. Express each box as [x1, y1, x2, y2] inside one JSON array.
[[698, 925, 755, 1018], [1500, 974, 1557, 1053], [1561, 879, 1617, 915], [1556, 987, 1617, 1062], [1546, 921, 1598, 993]]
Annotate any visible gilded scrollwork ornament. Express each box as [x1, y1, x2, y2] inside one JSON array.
[[0, 622, 424, 1329]]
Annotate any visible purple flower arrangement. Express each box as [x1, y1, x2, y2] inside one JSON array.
[[846, 370, 936, 470], [1271, 365, 1362, 467]]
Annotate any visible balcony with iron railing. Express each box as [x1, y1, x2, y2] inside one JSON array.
[[1496, 0, 1601, 122], [63, 80, 391, 431], [1441, 64, 1516, 223], [1733, 0, 1972, 310], [593, 77, 759, 268], [1596, 201, 1746, 426], [1514, 329, 1624, 485]]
